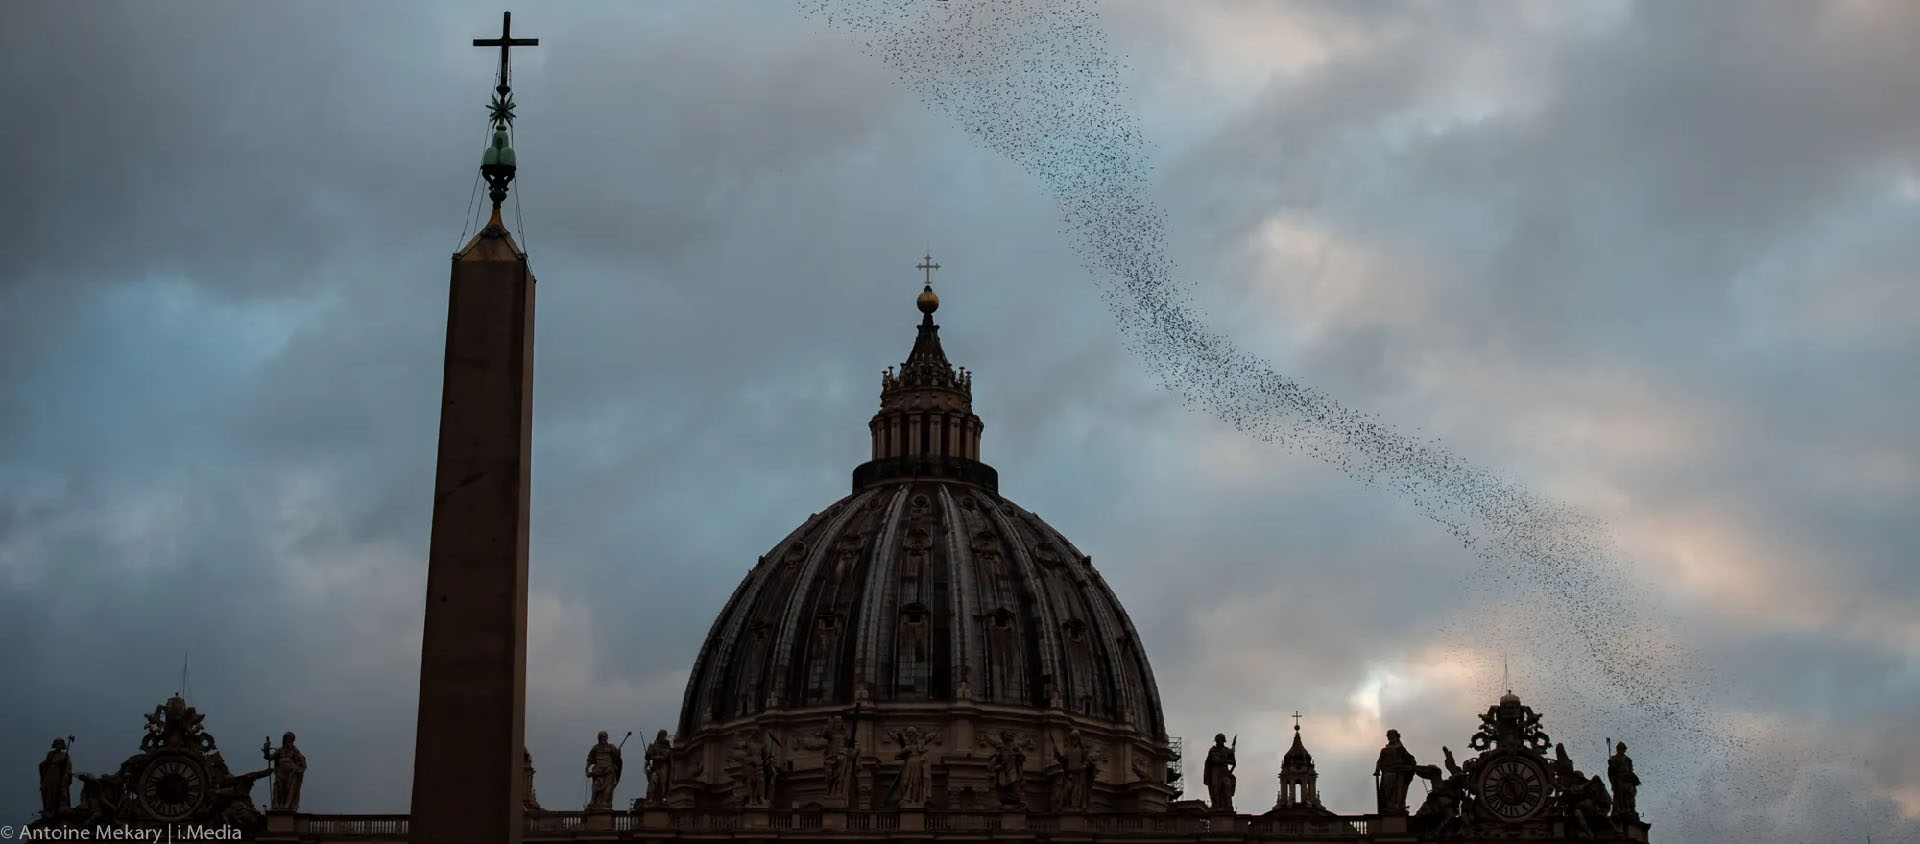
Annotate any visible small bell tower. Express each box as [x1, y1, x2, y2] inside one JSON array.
[[1273, 713, 1328, 813]]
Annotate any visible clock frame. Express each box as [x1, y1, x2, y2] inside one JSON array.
[[1474, 751, 1550, 823]]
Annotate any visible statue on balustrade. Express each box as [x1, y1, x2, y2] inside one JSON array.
[[1203, 733, 1236, 812], [263, 732, 306, 812], [643, 730, 673, 806], [1412, 750, 1473, 841], [73, 771, 126, 826], [803, 717, 856, 804], [1608, 741, 1639, 820], [39, 737, 73, 819], [983, 730, 1030, 807], [1051, 729, 1096, 812], [729, 732, 780, 808], [1374, 729, 1417, 815], [1550, 743, 1616, 838], [883, 727, 939, 809], [584, 731, 623, 810]]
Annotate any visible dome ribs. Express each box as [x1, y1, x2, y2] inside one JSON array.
[[767, 491, 870, 711], [985, 504, 1066, 711], [678, 484, 1166, 740], [804, 513, 873, 706], [675, 570, 758, 737], [1084, 553, 1169, 739], [695, 517, 815, 727], [936, 485, 977, 700], [850, 485, 911, 702]]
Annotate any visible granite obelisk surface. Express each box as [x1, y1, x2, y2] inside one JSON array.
[[408, 222, 534, 844], [410, 13, 537, 844]]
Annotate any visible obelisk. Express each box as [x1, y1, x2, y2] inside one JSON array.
[[410, 13, 538, 844]]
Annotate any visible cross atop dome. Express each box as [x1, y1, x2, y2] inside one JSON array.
[[915, 253, 942, 320]]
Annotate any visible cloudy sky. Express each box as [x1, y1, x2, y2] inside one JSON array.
[[4, 1, 1917, 840]]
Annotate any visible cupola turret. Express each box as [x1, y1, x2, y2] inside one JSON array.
[[852, 254, 994, 492]]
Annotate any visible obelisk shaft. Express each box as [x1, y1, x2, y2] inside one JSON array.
[[409, 229, 534, 844]]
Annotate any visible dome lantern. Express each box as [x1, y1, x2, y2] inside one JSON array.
[[852, 254, 994, 492]]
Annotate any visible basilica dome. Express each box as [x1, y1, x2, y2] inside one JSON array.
[[669, 269, 1173, 811]]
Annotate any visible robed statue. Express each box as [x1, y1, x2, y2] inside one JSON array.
[[1051, 730, 1096, 811], [983, 730, 1028, 807], [585, 731, 623, 810], [883, 727, 939, 808], [262, 732, 307, 812], [39, 737, 73, 819], [816, 717, 855, 802], [1608, 741, 1639, 819], [1203, 733, 1236, 812], [1374, 729, 1417, 815], [644, 730, 674, 805]]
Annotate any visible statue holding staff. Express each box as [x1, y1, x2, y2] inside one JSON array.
[[585, 731, 626, 810], [1203, 733, 1236, 812], [1373, 729, 1417, 815]]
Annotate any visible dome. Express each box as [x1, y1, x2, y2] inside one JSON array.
[[669, 263, 1173, 811], [676, 479, 1166, 737]]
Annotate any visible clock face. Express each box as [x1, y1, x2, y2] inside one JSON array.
[[137, 753, 209, 821], [1476, 755, 1548, 822]]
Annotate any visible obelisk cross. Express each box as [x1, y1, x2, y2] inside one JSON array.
[[474, 11, 539, 96], [917, 253, 941, 287]]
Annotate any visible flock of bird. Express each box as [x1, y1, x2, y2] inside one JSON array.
[[784, 0, 1890, 839]]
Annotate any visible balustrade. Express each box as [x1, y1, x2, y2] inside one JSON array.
[[272, 809, 1387, 840]]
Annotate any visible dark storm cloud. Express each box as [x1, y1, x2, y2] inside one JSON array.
[[3, 2, 1915, 840]]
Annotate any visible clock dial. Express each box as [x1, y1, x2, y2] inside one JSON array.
[[138, 753, 209, 821], [1476, 755, 1547, 822]]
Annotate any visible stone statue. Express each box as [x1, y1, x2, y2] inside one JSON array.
[[1547, 744, 1616, 837], [523, 747, 541, 811], [1203, 733, 1236, 811], [1577, 774, 1616, 834], [983, 731, 1028, 807], [1373, 729, 1417, 815], [39, 737, 73, 819], [584, 731, 623, 810], [756, 732, 781, 806], [728, 731, 780, 808], [730, 735, 763, 807], [1051, 729, 1097, 811], [815, 718, 855, 802], [1552, 742, 1579, 791], [262, 732, 307, 812], [1608, 741, 1639, 819], [1412, 750, 1472, 841], [883, 727, 939, 808], [643, 730, 673, 805], [74, 771, 125, 825], [142, 696, 213, 752]]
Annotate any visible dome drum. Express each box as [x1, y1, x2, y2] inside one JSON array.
[[664, 702, 1175, 812], [852, 455, 999, 493]]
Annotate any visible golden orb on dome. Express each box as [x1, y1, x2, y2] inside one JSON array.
[[917, 285, 940, 314]]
